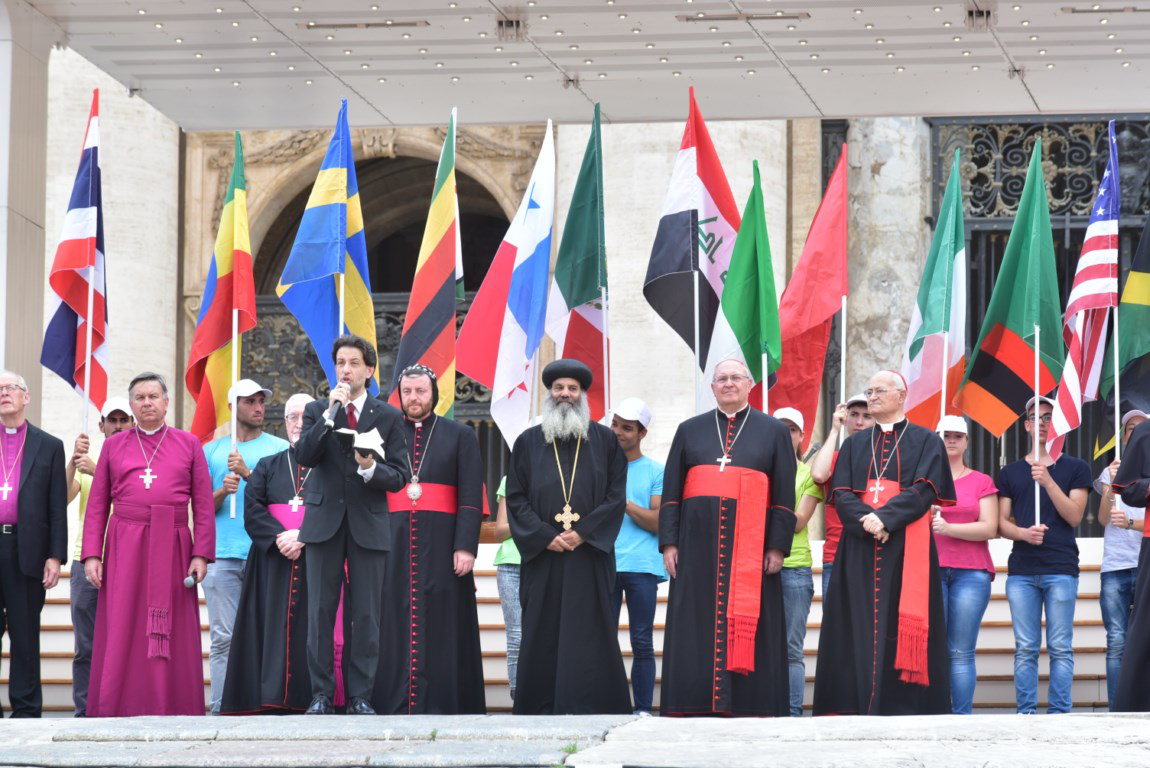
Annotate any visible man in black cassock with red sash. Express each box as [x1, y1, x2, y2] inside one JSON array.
[[1111, 417, 1150, 711], [507, 358, 631, 715], [221, 394, 351, 714], [370, 364, 486, 714], [813, 370, 955, 716], [659, 359, 797, 717]]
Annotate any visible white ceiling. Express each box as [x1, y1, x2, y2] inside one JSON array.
[[27, 0, 1150, 130]]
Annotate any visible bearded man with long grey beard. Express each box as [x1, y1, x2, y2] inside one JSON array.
[[505, 358, 632, 715]]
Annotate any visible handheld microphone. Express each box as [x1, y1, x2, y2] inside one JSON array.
[[326, 383, 348, 422], [183, 575, 197, 589]]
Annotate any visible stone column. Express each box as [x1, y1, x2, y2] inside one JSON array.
[[844, 118, 933, 390], [0, 0, 61, 421]]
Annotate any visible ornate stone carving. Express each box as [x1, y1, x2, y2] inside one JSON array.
[[359, 128, 399, 159]]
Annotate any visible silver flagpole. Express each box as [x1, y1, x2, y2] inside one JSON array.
[[694, 269, 702, 409], [839, 295, 847, 447], [1113, 305, 1122, 462], [601, 286, 611, 415], [1033, 323, 1041, 521], [230, 307, 239, 519]]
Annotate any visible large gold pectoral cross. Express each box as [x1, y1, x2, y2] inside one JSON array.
[[555, 504, 580, 531]]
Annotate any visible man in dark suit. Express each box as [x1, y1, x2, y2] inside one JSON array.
[[0, 370, 67, 718], [296, 335, 409, 715]]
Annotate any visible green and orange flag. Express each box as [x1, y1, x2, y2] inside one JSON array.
[[954, 138, 1064, 437], [388, 108, 463, 415]]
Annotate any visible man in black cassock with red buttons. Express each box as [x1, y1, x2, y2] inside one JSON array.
[[506, 358, 631, 715], [1111, 417, 1150, 711], [370, 364, 486, 715], [659, 359, 796, 717], [813, 369, 955, 716]]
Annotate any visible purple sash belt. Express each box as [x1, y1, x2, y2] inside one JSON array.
[[113, 502, 188, 660]]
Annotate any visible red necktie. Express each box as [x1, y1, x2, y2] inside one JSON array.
[[346, 402, 358, 429]]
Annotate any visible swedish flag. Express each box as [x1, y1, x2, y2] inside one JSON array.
[[277, 100, 379, 393]]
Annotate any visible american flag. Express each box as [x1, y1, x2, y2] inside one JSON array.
[[1048, 121, 1120, 458], [40, 89, 108, 415]]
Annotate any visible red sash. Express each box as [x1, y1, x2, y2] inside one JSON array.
[[856, 481, 930, 687], [683, 464, 770, 675], [386, 483, 458, 513]]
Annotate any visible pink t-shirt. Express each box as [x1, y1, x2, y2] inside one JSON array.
[[934, 470, 997, 576]]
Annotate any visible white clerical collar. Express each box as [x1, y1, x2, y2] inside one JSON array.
[[718, 403, 750, 420], [4, 427, 17, 434], [139, 423, 165, 436], [877, 419, 906, 433]]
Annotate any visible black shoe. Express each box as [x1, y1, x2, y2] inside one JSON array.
[[304, 694, 334, 715], [346, 697, 376, 715]]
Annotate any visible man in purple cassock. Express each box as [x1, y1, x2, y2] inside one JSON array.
[[82, 372, 215, 716]]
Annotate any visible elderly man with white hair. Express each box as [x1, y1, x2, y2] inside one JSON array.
[[813, 369, 955, 716], [659, 359, 797, 717], [219, 392, 334, 714]]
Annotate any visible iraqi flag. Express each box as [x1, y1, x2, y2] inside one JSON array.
[[901, 149, 967, 430], [545, 104, 609, 421], [457, 121, 555, 447], [41, 89, 109, 414], [643, 87, 740, 408]]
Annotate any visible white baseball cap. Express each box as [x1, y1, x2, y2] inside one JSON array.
[[773, 407, 804, 433], [1122, 409, 1150, 428], [100, 397, 131, 419], [612, 397, 652, 429], [1024, 395, 1056, 415], [228, 379, 272, 401], [846, 393, 868, 408], [936, 414, 969, 435]]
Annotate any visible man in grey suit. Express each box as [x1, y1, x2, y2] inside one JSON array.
[[296, 335, 409, 715]]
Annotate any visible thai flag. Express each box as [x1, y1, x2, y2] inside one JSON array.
[[41, 90, 108, 414], [457, 121, 555, 447]]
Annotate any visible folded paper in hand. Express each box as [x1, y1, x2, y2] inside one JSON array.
[[335, 427, 385, 459]]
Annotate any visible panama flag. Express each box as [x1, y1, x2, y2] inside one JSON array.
[[901, 149, 967, 429], [643, 87, 740, 393], [457, 121, 555, 447], [42, 89, 108, 414]]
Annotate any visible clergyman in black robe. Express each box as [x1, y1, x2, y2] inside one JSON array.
[[221, 394, 349, 714], [507, 358, 631, 715], [371, 365, 486, 714], [1111, 417, 1150, 711], [659, 360, 797, 716], [813, 370, 955, 716]]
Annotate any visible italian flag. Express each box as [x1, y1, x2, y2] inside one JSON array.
[[703, 160, 780, 409], [546, 104, 610, 420], [900, 149, 967, 430]]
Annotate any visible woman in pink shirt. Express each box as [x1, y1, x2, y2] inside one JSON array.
[[930, 414, 999, 714]]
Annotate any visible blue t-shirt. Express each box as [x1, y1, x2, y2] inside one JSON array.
[[615, 455, 666, 580], [997, 456, 1092, 577], [205, 431, 289, 560]]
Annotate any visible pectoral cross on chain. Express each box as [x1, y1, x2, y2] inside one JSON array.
[[0, 481, 11, 501], [716, 454, 732, 473], [139, 467, 157, 490], [555, 504, 580, 531], [289, 495, 304, 514], [869, 478, 885, 504]]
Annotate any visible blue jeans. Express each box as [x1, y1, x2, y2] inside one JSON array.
[[70, 560, 100, 717], [939, 567, 991, 714], [781, 567, 814, 716], [1005, 573, 1078, 714], [1100, 568, 1137, 710], [202, 558, 246, 714], [821, 562, 833, 602], [496, 564, 522, 700], [612, 572, 658, 714]]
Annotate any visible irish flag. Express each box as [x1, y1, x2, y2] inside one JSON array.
[[703, 160, 780, 409], [901, 149, 967, 429], [546, 104, 609, 420]]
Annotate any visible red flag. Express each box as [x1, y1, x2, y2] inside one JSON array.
[[772, 148, 848, 452]]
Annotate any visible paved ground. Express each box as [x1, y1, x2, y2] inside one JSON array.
[[4, 713, 1150, 768]]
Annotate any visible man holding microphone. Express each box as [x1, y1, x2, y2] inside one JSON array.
[[296, 335, 410, 715]]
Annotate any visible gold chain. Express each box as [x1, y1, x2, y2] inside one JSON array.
[[552, 436, 582, 509]]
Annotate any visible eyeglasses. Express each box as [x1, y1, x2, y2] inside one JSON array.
[[863, 388, 894, 398], [713, 375, 749, 385], [0, 384, 26, 395], [1027, 414, 1053, 424]]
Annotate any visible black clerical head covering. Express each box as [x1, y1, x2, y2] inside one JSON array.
[[399, 363, 439, 409], [542, 358, 593, 391]]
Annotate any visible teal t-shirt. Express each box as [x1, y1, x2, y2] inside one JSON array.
[[204, 431, 289, 560], [493, 476, 521, 566], [615, 455, 666, 580]]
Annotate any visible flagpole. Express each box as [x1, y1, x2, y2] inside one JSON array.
[[601, 286, 611, 416], [229, 307, 239, 519], [1033, 323, 1041, 521], [82, 265, 96, 436], [528, 348, 540, 427], [839, 295, 847, 447], [1113, 304, 1122, 462], [940, 331, 949, 427], [338, 272, 346, 334], [761, 351, 769, 413], [693, 269, 702, 408]]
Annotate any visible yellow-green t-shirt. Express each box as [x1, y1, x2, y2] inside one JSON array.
[[782, 461, 824, 569], [493, 476, 521, 566], [72, 446, 101, 562]]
